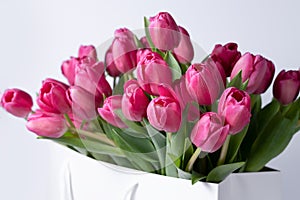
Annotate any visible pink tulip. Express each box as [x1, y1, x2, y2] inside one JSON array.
[[98, 95, 127, 128], [67, 86, 102, 120], [111, 28, 137, 73], [61, 57, 80, 85], [137, 51, 172, 95], [173, 26, 194, 64], [149, 12, 181, 51], [136, 49, 152, 64], [122, 80, 150, 121], [78, 45, 97, 60], [61, 45, 97, 85], [74, 57, 112, 98], [147, 85, 181, 132], [230, 53, 275, 94], [140, 36, 150, 48], [273, 70, 300, 105], [173, 76, 200, 121], [1, 88, 33, 118], [185, 62, 224, 105], [211, 42, 241, 76], [37, 78, 70, 114], [218, 87, 251, 134], [26, 110, 67, 138], [190, 112, 229, 153], [105, 45, 122, 77]]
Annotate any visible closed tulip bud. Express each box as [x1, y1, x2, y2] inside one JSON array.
[[173, 76, 200, 121], [185, 62, 224, 105], [190, 112, 229, 153], [211, 42, 242, 76], [147, 85, 181, 132], [98, 95, 127, 128], [140, 36, 150, 48], [122, 80, 150, 121], [78, 45, 97, 60], [37, 78, 70, 114], [26, 110, 67, 138], [105, 45, 122, 77], [112, 28, 138, 73], [74, 57, 112, 98], [231, 53, 275, 94], [218, 87, 251, 134], [173, 26, 194, 64], [61, 57, 80, 85], [149, 12, 181, 51], [1, 88, 33, 118], [137, 51, 172, 95], [273, 70, 300, 105], [67, 86, 101, 120]]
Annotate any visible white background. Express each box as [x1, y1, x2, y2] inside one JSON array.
[[0, 0, 299, 199]]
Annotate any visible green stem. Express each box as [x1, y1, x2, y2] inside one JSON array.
[[185, 147, 201, 172], [167, 132, 172, 143], [217, 135, 231, 166], [64, 114, 76, 128], [70, 128, 115, 147]]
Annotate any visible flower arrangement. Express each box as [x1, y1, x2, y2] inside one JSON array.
[[1, 12, 300, 184]]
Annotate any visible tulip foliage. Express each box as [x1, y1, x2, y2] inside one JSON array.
[[1, 12, 300, 184]]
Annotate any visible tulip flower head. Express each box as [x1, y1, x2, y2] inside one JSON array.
[[1, 88, 33, 118]]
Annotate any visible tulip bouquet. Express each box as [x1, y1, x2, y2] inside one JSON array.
[[1, 12, 300, 184]]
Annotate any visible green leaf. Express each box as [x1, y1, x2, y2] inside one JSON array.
[[144, 120, 166, 174], [227, 71, 248, 90], [250, 94, 262, 115], [244, 110, 299, 172], [241, 99, 281, 158], [191, 171, 206, 185], [110, 129, 156, 172], [143, 17, 155, 49], [164, 51, 182, 81], [168, 106, 193, 168], [134, 35, 144, 49], [206, 162, 245, 183], [40, 135, 125, 158], [112, 73, 129, 95], [226, 125, 249, 163], [177, 168, 192, 180], [114, 109, 148, 136]]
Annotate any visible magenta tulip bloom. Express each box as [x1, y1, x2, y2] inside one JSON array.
[[1, 88, 33, 118], [122, 80, 150, 121], [98, 95, 127, 128], [61, 57, 80, 85], [231, 53, 275, 94], [78, 45, 97, 60], [173, 76, 200, 121], [273, 70, 300, 105], [140, 36, 150, 48], [67, 86, 101, 120], [74, 58, 112, 98], [112, 28, 137, 73], [137, 51, 172, 95], [218, 87, 251, 134], [147, 85, 181, 132], [105, 45, 122, 77], [26, 110, 67, 138], [190, 112, 229, 153], [185, 62, 224, 105], [37, 78, 70, 114], [211, 42, 241, 76], [173, 26, 194, 64], [149, 12, 181, 51]]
